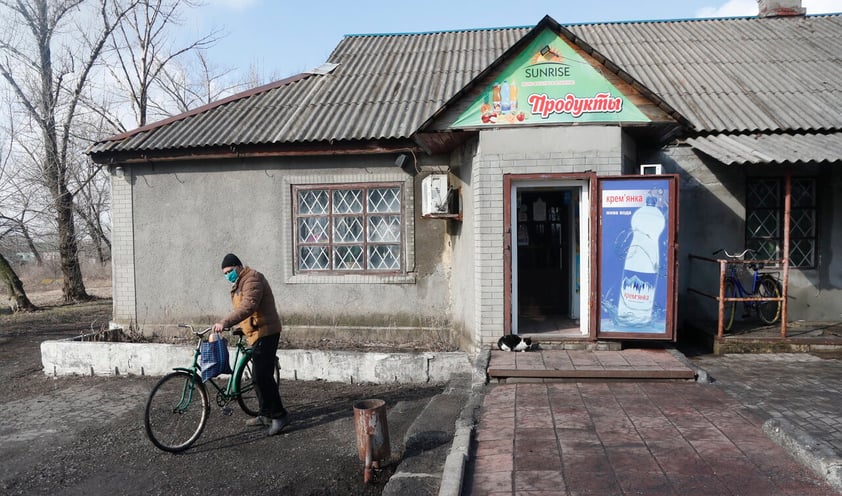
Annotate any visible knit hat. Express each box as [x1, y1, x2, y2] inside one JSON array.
[[221, 253, 242, 269]]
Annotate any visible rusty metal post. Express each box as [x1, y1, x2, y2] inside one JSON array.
[[718, 259, 727, 338], [781, 173, 791, 338], [353, 399, 391, 483]]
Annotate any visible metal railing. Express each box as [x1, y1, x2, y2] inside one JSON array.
[[687, 253, 788, 338]]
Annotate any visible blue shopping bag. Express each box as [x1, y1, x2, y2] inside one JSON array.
[[199, 336, 233, 382]]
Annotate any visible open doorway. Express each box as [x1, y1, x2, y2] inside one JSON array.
[[510, 179, 589, 336]]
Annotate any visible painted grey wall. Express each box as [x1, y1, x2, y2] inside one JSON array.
[[448, 139, 478, 351], [653, 145, 842, 324], [112, 125, 841, 351], [116, 154, 457, 343]]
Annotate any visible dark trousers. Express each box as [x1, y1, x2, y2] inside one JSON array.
[[251, 333, 286, 418]]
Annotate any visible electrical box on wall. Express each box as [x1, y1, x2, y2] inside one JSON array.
[[640, 164, 662, 175], [421, 174, 450, 216]]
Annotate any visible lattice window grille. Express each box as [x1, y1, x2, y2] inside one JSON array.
[[790, 209, 815, 238], [296, 185, 402, 272], [746, 177, 817, 268], [333, 216, 364, 243], [747, 210, 779, 238], [747, 179, 779, 208], [298, 190, 329, 215], [792, 179, 815, 207], [333, 189, 363, 214], [789, 239, 815, 268], [369, 188, 401, 213], [299, 246, 329, 271], [368, 245, 400, 270]]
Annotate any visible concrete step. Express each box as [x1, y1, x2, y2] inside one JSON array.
[[487, 348, 698, 383]]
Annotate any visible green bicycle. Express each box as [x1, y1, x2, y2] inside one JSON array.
[[143, 324, 280, 452]]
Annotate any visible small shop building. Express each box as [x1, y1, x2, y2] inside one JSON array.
[[89, 2, 842, 354]]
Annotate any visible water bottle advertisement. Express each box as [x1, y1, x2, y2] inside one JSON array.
[[599, 178, 671, 336]]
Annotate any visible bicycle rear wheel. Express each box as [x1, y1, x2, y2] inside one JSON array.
[[723, 278, 738, 331], [236, 355, 281, 417], [757, 276, 782, 324], [144, 371, 209, 452]]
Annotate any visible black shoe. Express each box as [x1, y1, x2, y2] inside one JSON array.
[[268, 414, 290, 436]]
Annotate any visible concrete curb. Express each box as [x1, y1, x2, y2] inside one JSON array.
[[40, 340, 471, 384], [763, 418, 842, 493], [665, 347, 710, 383], [438, 346, 491, 496], [381, 346, 489, 496]]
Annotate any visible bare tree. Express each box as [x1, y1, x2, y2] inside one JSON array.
[[0, 252, 37, 312], [70, 155, 111, 264], [0, 111, 37, 311], [106, 0, 222, 127], [155, 49, 240, 113], [0, 0, 133, 302], [0, 183, 48, 266]]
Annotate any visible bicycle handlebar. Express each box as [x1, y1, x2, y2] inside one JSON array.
[[178, 323, 226, 336], [712, 248, 753, 259]]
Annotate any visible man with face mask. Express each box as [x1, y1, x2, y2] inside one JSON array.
[[212, 253, 289, 435]]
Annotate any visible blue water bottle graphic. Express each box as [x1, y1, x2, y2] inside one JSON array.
[[501, 81, 511, 113], [616, 195, 665, 326]]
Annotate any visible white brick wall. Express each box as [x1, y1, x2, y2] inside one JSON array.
[[471, 127, 623, 346], [110, 171, 136, 324]]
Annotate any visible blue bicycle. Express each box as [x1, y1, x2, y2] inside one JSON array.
[[714, 249, 782, 331]]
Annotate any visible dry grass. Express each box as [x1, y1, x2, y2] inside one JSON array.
[[1, 259, 112, 307]]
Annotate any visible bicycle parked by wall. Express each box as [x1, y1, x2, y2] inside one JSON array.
[[143, 324, 280, 452], [713, 249, 782, 331]]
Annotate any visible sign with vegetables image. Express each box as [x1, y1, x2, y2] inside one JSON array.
[[451, 28, 650, 127]]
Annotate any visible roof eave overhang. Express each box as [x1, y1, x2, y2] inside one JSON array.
[[86, 73, 315, 158], [686, 131, 842, 166], [89, 139, 423, 166]]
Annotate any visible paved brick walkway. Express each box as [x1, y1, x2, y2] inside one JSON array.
[[463, 380, 836, 495], [692, 353, 842, 457]]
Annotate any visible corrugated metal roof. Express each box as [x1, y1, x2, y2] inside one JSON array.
[[89, 27, 531, 154], [570, 15, 842, 133], [686, 132, 842, 165], [89, 14, 842, 156]]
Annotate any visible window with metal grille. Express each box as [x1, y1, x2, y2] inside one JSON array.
[[746, 177, 816, 268], [294, 184, 403, 273]]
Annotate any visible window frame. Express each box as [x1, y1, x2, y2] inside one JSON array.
[[293, 182, 405, 275], [745, 176, 817, 269]]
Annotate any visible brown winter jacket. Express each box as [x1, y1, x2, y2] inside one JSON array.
[[220, 266, 281, 345]]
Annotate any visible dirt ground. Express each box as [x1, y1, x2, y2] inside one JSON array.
[[0, 284, 444, 495]]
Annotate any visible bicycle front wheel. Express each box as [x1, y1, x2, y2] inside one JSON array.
[[723, 278, 738, 331], [236, 355, 281, 417], [144, 371, 209, 452], [757, 276, 782, 324]]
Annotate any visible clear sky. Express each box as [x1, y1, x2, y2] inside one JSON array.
[[195, 0, 842, 81]]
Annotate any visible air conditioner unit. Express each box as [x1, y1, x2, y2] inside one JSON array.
[[421, 174, 450, 216], [640, 164, 662, 175]]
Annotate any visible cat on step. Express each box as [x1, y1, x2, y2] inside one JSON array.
[[497, 335, 534, 352]]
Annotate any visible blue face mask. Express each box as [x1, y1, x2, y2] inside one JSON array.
[[225, 269, 239, 283]]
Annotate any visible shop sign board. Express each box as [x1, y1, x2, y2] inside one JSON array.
[[451, 28, 651, 128]]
